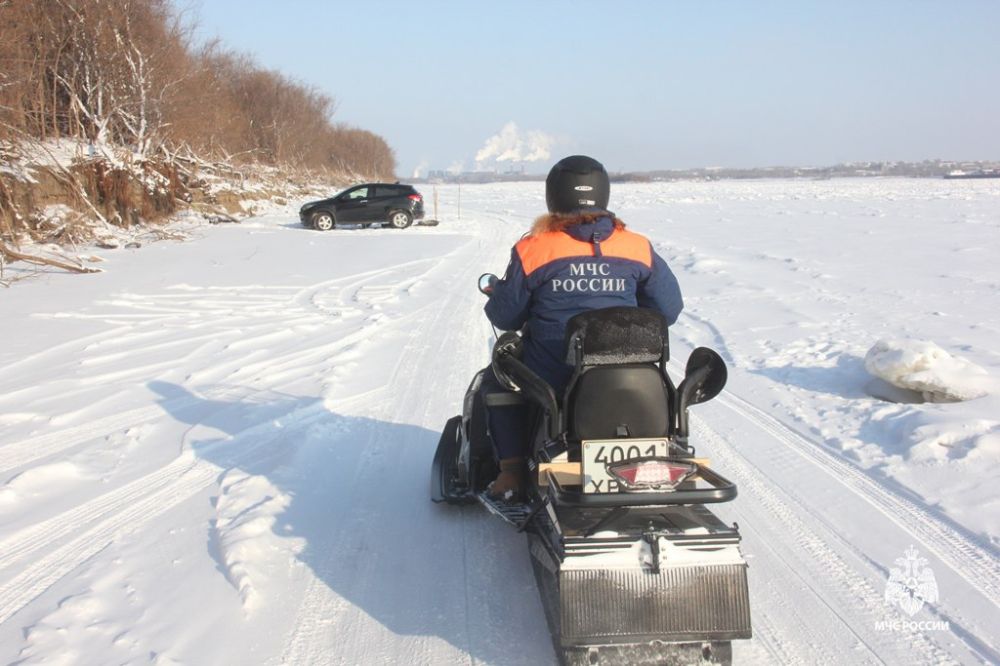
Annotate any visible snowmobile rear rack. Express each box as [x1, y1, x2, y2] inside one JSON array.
[[543, 463, 737, 507]]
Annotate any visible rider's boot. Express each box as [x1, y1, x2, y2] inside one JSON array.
[[487, 457, 526, 502]]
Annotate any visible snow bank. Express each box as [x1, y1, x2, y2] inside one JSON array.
[[864, 339, 990, 402], [213, 470, 303, 612], [908, 419, 1000, 461]]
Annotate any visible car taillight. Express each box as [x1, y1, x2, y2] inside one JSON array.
[[607, 457, 695, 491], [408, 194, 422, 201]]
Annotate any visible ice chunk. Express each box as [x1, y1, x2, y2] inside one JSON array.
[[864, 339, 989, 403]]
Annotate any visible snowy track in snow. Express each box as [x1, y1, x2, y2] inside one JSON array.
[[1, 180, 998, 664], [716, 390, 1000, 607], [0, 400, 330, 626]]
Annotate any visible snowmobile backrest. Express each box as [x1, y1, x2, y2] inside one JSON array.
[[568, 364, 671, 439], [564, 307, 669, 366]]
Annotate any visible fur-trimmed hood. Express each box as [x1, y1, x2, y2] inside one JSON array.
[[531, 210, 626, 236]]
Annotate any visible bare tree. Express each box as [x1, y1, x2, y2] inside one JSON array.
[[0, 0, 400, 228]]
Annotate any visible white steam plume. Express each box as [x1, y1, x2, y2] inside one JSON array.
[[412, 160, 429, 179], [475, 122, 554, 164]]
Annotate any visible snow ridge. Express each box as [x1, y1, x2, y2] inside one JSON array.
[[213, 470, 303, 612]]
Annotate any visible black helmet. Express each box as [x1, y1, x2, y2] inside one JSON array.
[[545, 155, 610, 214]]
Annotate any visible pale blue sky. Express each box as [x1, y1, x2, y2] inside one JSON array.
[[181, 1, 1000, 176]]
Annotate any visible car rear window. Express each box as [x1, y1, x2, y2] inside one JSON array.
[[374, 185, 402, 198]]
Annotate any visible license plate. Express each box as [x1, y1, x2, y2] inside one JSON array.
[[581, 438, 669, 493]]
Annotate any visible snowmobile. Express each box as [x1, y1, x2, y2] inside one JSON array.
[[431, 274, 752, 665]]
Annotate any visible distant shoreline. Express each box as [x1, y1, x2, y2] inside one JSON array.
[[414, 160, 1000, 184]]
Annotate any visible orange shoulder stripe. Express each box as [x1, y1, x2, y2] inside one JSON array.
[[515, 229, 652, 276], [516, 232, 593, 276], [601, 229, 652, 267]]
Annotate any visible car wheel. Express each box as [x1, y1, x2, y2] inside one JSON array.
[[312, 211, 335, 231], [387, 210, 412, 229]]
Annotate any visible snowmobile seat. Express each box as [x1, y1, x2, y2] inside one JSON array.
[[564, 306, 669, 367], [563, 307, 673, 440]]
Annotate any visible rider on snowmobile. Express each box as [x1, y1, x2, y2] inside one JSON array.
[[482, 155, 684, 500]]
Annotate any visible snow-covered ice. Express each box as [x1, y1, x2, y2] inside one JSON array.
[[864, 338, 990, 402], [1, 178, 999, 664]]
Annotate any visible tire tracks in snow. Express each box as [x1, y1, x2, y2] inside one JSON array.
[[661, 333, 1000, 665], [0, 260, 441, 481], [668, 299, 1000, 660], [0, 260, 449, 629], [275, 233, 520, 665], [715, 390, 1000, 610], [691, 415, 953, 664], [0, 400, 329, 627], [274, 243, 487, 665], [0, 388, 239, 480], [0, 386, 387, 630]]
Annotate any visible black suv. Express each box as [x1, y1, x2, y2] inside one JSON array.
[[299, 183, 425, 230]]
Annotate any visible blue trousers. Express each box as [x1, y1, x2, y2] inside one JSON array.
[[478, 366, 535, 460]]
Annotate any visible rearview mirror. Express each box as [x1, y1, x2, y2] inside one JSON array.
[[679, 347, 728, 406], [478, 273, 498, 295]]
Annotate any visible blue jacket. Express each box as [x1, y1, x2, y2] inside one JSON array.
[[485, 214, 683, 393]]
